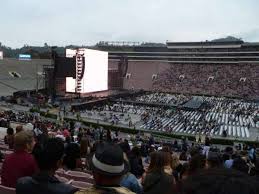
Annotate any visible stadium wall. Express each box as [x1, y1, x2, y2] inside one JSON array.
[[123, 61, 169, 90]]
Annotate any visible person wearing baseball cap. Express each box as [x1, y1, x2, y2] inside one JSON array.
[[76, 142, 135, 194]]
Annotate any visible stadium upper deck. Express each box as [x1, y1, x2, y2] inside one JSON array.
[[97, 41, 259, 63], [97, 41, 259, 98]]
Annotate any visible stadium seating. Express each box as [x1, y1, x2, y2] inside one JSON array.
[[134, 93, 190, 106], [71, 181, 93, 189], [85, 94, 258, 139], [140, 97, 257, 138], [142, 63, 259, 99], [0, 185, 15, 194], [55, 175, 70, 183], [0, 58, 50, 96], [55, 170, 94, 184]]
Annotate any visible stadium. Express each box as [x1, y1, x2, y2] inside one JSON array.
[[0, 40, 259, 142], [0, 39, 259, 194], [2, 0, 259, 193]]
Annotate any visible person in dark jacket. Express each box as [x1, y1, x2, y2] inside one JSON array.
[[76, 142, 135, 194], [107, 129, 112, 142], [128, 147, 145, 178], [4, 127, 14, 149], [142, 151, 174, 194], [120, 153, 143, 194], [181, 168, 259, 194], [63, 142, 82, 170], [16, 138, 78, 194]]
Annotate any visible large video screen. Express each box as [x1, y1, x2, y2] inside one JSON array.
[[65, 49, 108, 93], [83, 49, 108, 93]]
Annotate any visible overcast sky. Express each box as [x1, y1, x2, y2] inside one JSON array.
[[1, 0, 259, 48]]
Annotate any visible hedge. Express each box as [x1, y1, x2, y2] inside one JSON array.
[[29, 108, 57, 119], [64, 117, 139, 134]]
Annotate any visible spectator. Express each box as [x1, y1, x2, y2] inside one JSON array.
[[0, 150, 4, 162], [85, 141, 101, 171], [80, 137, 90, 158], [4, 127, 14, 149], [120, 153, 143, 194], [179, 151, 188, 161], [107, 129, 112, 141], [160, 147, 173, 174], [248, 146, 256, 164], [77, 128, 83, 143], [254, 160, 259, 180], [232, 156, 249, 174], [181, 168, 259, 194], [173, 140, 179, 150], [35, 124, 48, 147], [1, 130, 38, 188], [140, 142, 149, 158], [75, 142, 135, 194], [128, 147, 145, 178], [16, 138, 78, 194], [63, 142, 82, 171], [189, 147, 200, 157], [63, 128, 70, 138], [142, 151, 174, 194], [16, 125, 23, 133], [0, 118, 8, 127], [172, 153, 184, 182], [222, 153, 230, 163], [204, 136, 211, 147], [32, 141, 43, 166], [119, 140, 131, 157], [224, 154, 234, 169], [206, 152, 222, 169], [94, 128, 100, 141], [188, 154, 206, 176]]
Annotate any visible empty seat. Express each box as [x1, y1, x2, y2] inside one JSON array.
[[63, 171, 94, 183], [232, 126, 236, 137], [241, 127, 245, 138], [236, 126, 241, 137], [55, 175, 70, 183], [71, 181, 93, 189], [244, 127, 250, 138], [227, 125, 231, 136]]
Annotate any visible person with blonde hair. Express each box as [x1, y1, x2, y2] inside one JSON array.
[[1, 130, 38, 188], [16, 125, 23, 134]]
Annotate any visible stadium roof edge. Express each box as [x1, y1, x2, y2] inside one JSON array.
[[166, 41, 244, 45], [242, 42, 259, 46]]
